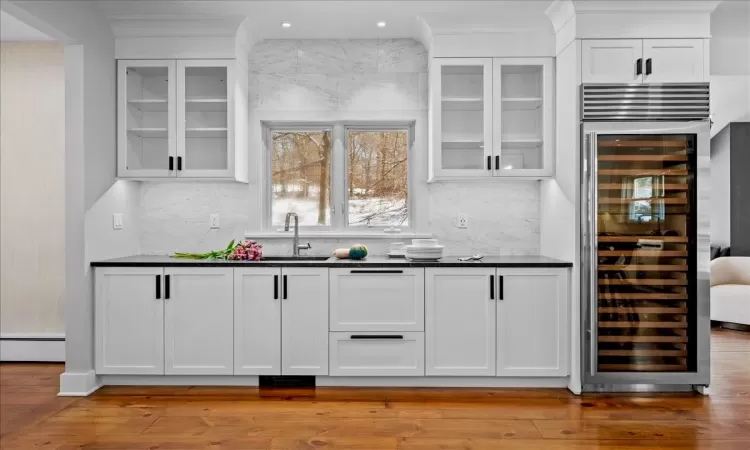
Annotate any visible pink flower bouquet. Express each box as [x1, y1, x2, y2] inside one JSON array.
[[174, 239, 263, 261]]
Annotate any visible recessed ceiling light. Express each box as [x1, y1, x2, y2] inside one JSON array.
[[281, 22, 291, 28], [377, 21, 386, 28]]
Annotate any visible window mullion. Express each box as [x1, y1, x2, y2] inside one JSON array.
[[331, 123, 346, 230]]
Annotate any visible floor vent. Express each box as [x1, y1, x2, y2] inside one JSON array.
[[259, 376, 316, 388]]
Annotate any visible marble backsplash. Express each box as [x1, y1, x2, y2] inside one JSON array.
[[136, 39, 541, 257]]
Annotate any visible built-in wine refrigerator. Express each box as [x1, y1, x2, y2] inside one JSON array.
[[581, 83, 710, 391]]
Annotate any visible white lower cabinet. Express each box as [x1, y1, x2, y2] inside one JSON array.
[[425, 267, 569, 377], [234, 268, 282, 375], [329, 332, 425, 376], [425, 268, 496, 376], [281, 268, 329, 375], [95, 267, 165, 375], [164, 268, 234, 375], [329, 268, 424, 332], [496, 269, 569, 376]]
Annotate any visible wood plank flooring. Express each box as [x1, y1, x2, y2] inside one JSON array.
[[1, 327, 748, 449]]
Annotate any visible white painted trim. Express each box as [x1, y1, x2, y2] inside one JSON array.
[[0, 334, 65, 362], [245, 231, 433, 240], [101, 375, 260, 386], [59, 370, 100, 396], [94, 375, 566, 388], [316, 376, 568, 388]]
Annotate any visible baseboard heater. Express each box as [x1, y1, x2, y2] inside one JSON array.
[[259, 376, 316, 388], [0, 334, 65, 362]]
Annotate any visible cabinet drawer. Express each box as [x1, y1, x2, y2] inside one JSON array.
[[329, 268, 424, 332], [329, 332, 425, 376]]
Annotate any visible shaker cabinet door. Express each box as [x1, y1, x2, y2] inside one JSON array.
[[95, 268, 165, 375], [281, 268, 329, 375], [164, 268, 234, 375], [425, 268, 496, 376], [582, 39, 643, 83], [642, 39, 705, 83], [496, 269, 569, 376], [234, 268, 282, 375]]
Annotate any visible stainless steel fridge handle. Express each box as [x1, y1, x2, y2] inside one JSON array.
[[587, 131, 599, 377]]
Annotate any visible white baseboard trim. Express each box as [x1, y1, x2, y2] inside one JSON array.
[[0, 333, 65, 362], [316, 376, 568, 388], [100, 375, 260, 386], [59, 370, 101, 396]]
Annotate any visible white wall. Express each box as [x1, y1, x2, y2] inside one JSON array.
[[138, 39, 541, 256], [710, 125, 731, 248], [0, 42, 65, 335]]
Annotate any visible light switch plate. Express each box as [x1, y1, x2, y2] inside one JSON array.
[[210, 214, 220, 229], [113, 213, 124, 230]]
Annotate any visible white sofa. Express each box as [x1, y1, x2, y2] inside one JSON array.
[[711, 257, 750, 326]]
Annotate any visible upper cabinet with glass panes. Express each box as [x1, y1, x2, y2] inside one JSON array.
[[428, 57, 554, 181], [117, 59, 248, 182]]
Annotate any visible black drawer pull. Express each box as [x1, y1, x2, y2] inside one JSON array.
[[350, 335, 404, 340], [645, 58, 652, 75], [490, 274, 494, 300], [165, 275, 170, 299], [495, 155, 500, 171], [168, 156, 174, 171], [498, 275, 504, 300], [155, 275, 161, 299], [350, 270, 403, 274], [177, 156, 183, 171], [487, 155, 491, 171], [283, 275, 288, 299], [274, 275, 279, 299], [636, 58, 643, 75]]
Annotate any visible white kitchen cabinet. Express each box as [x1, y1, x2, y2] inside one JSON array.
[[429, 58, 493, 179], [281, 268, 329, 375], [329, 268, 424, 332], [118, 58, 247, 182], [164, 268, 234, 375], [496, 268, 569, 377], [329, 332, 425, 376], [429, 57, 554, 181], [492, 58, 554, 177], [95, 267, 165, 375], [425, 268, 496, 376], [582, 39, 706, 84], [234, 268, 282, 375], [581, 39, 643, 83], [642, 39, 705, 83]]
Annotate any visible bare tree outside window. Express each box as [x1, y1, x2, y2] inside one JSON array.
[[347, 130, 408, 227], [271, 130, 331, 226]]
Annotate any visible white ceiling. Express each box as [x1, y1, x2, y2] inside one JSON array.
[[0, 10, 53, 41], [94, 1, 556, 40]]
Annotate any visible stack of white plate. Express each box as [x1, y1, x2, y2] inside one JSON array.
[[405, 239, 444, 261]]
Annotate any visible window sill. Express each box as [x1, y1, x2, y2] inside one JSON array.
[[245, 230, 433, 240]]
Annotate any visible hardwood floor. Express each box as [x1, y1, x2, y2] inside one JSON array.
[[1, 328, 748, 449]]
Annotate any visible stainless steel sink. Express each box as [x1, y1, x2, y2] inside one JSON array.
[[260, 256, 330, 261]]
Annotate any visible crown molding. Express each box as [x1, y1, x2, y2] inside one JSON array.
[[572, 1, 722, 14], [111, 16, 244, 39]]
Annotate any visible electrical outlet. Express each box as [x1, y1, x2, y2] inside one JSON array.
[[210, 214, 220, 229], [112, 213, 124, 230], [457, 214, 468, 229]]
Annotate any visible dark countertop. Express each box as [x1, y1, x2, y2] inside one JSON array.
[[91, 255, 572, 268]]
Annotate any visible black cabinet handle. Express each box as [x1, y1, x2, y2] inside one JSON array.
[[645, 58, 652, 75], [495, 155, 500, 171], [490, 275, 494, 300], [165, 275, 170, 299], [350, 270, 403, 274], [156, 275, 161, 299], [274, 275, 279, 299], [636, 58, 643, 75], [350, 335, 403, 340], [487, 155, 491, 171], [169, 156, 174, 171], [177, 156, 183, 171], [283, 275, 287, 299], [498, 275, 504, 300]]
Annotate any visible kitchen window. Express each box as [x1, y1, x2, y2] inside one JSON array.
[[265, 123, 414, 232]]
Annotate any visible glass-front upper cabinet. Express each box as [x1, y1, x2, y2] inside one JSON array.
[[428, 57, 553, 181], [176, 60, 234, 178], [118, 60, 176, 178], [118, 59, 243, 181], [430, 58, 493, 179], [492, 58, 554, 177]]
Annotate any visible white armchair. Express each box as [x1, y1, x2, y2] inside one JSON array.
[[711, 257, 750, 326]]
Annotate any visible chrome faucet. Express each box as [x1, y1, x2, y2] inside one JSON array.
[[284, 212, 311, 257]]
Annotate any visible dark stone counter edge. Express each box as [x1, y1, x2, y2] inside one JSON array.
[[91, 258, 573, 268]]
